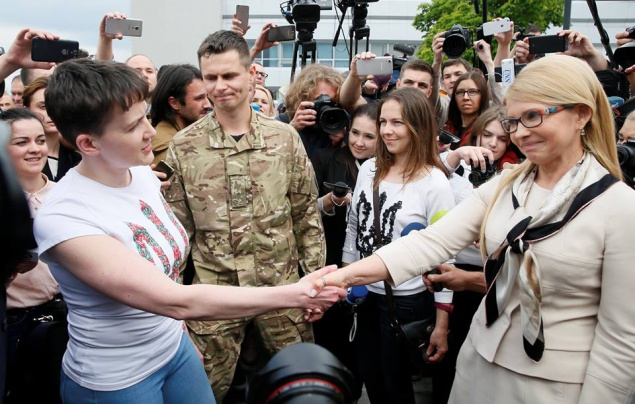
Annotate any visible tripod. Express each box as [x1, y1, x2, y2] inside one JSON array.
[[333, 2, 371, 65], [290, 29, 317, 82]]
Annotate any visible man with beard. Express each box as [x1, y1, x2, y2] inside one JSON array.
[[150, 64, 211, 165]]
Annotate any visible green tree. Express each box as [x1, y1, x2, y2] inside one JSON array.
[[413, 0, 564, 63]]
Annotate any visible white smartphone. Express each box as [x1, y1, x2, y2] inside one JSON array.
[[356, 56, 393, 77], [105, 17, 143, 37], [482, 18, 511, 37], [235, 5, 249, 32]]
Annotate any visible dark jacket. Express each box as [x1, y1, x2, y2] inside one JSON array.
[[311, 147, 358, 267], [42, 144, 82, 182]]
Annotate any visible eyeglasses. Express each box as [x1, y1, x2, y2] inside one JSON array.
[[455, 89, 480, 98], [255, 72, 269, 79], [501, 105, 572, 134]]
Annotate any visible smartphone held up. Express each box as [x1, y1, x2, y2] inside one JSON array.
[[31, 38, 79, 63], [105, 17, 143, 37]]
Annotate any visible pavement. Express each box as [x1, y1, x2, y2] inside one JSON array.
[[358, 377, 433, 404]]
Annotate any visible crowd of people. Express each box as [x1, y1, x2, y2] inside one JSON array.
[[1, 10, 634, 404]]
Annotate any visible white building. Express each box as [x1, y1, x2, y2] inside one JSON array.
[[132, 0, 634, 94]]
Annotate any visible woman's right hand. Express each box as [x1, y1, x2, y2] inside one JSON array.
[[449, 146, 494, 171], [300, 266, 347, 313], [290, 101, 317, 131], [350, 51, 376, 80], [99, 12, 127, 41]]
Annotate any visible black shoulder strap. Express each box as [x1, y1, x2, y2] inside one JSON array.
[[372, 188, 401, 330]]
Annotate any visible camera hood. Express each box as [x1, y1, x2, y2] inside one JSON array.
[[247, 343, 354, 404]]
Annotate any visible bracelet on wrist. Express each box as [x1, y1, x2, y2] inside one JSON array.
[[330, 192, 346, 207]]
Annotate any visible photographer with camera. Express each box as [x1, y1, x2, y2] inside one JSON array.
[[444, 106, 520, 182], [431, 31, 502, 128], [279, 64, 348, 158]]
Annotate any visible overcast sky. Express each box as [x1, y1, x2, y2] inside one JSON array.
[[2, 0, 132, 86]]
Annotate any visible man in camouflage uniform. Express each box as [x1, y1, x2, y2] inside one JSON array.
[[163, 30, 326, 402]]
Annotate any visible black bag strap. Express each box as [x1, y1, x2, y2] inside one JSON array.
[[372, 188, 401, 331]]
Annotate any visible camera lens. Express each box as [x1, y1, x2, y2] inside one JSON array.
[[247, 343, 354, 404], [443, 34, 467, 59], [617, 143, 635, 167], [319, 107, 350, 135]]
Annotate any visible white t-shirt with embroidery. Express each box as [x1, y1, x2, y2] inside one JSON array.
[[35, 166, 188, 391], [343, 158, 456, 296]]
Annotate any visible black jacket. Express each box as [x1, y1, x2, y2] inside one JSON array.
[[311, 147, 358, 267], [42, 144, 82, 182]]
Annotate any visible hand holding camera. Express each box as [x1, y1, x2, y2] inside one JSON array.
[[290, 101, 317, 131], [468, 155, 496, 186], [431, 32, 446, 66]]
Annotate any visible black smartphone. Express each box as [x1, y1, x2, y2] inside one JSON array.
[[155, 160, 175, 180], [528, 35, 567, 55], [267, 25, 296, 42], [31, 38, 79, 63], [423, 268, 444, 292]]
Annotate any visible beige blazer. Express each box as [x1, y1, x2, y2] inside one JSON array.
[[377, 168, 635, 403]]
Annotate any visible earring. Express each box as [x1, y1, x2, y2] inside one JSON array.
[[580, 126, 586, 136]]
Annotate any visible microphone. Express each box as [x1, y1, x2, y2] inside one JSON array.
[[608, 96, 625, 109], [615, 96, 635, 118], [401, 222, 426, 237], [393, 43, 415, 56]]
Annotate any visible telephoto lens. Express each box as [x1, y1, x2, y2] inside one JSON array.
[[310, 95, 350, 135], [443, 25, 470, 59], [247, 343, 355, 404]]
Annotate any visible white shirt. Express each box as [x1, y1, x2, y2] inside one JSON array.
[[35, 166, 187, 391]]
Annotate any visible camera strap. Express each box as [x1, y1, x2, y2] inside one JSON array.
[[372, 188, 401, 332]]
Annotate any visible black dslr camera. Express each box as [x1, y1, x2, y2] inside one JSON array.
[[618, 140, 635, 187], [468, 156, 496, 187], [443, 25, 470, 59], [309, 94, 350, 135], [614, 26, 635, 70]]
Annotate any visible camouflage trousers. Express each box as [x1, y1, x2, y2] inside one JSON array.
[[188, 308, 313, 402]]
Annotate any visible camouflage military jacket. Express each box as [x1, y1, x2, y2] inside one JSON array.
[[164, 110, 325, 287]]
